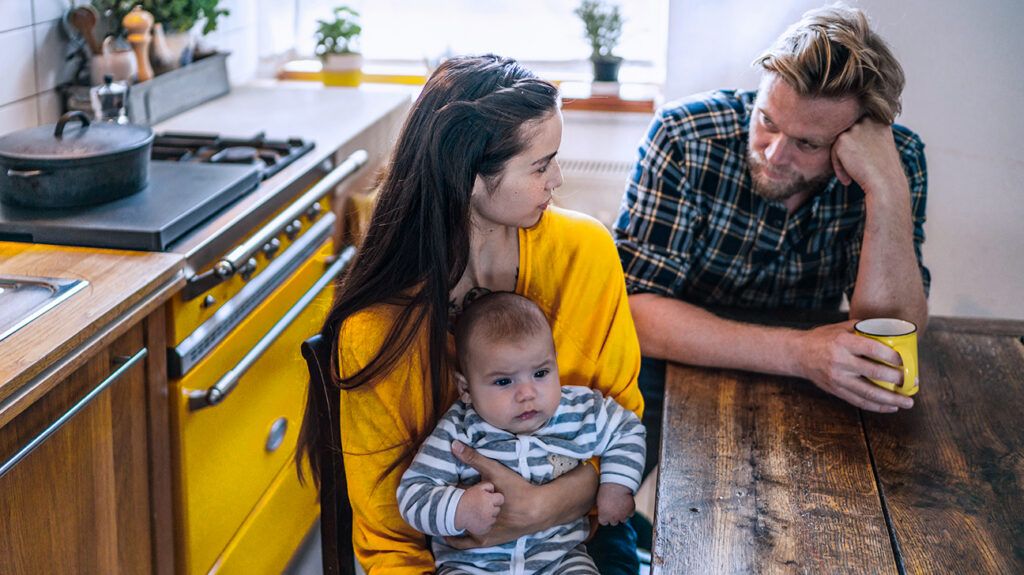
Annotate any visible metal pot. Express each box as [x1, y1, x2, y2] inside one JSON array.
[[0, 111, 153, 209]]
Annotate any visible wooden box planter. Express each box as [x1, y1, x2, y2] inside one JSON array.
[[127, 52, 231, 125]]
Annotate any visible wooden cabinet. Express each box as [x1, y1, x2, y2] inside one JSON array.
[[0, 311, 173, 574]]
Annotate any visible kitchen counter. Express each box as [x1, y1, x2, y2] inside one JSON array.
[[0, 242, 184, 426], [0, 82, 410, 421], [153, 81, 412, 275]]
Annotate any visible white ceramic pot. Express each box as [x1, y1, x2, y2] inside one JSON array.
[[321, 53, 363, 87]]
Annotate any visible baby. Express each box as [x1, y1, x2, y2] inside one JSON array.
[[398, 291, 646, 575]]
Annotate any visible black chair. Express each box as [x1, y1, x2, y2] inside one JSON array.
[[300, 334, 356, 575]]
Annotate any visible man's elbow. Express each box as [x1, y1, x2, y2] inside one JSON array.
[[628, 293, 669, 357]]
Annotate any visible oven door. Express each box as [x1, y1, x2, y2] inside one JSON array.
[[169, 213, 349, 574]]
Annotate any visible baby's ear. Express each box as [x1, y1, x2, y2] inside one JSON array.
[[455, 371, 472, 405]]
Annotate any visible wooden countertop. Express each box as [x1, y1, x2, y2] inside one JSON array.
[[0, 242, 184, 426], [652, 313, 1024, 574]]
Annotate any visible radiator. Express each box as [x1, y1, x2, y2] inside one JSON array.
[[552, 158, 634, 229]]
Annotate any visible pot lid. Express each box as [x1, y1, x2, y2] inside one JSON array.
[[0, 111, 153, 162]]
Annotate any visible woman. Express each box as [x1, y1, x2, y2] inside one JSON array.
[[297, 54, 644, 574]]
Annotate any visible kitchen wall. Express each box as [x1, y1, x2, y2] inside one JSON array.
[[665, 0, 1024, 320], [0, 0, 261, 137]]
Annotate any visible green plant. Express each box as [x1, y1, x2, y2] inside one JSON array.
[[574, 0, 623, 61], [91, 0, 229, 35], [315, 6, 362, 57], [143, 0, 229, 34]]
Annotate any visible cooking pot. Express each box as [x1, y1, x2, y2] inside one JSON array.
[[0, 111, 153, 208]]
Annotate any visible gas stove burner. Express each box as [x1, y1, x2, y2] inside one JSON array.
[[211, 146, 261, 164], [151, 132, 315, 180]]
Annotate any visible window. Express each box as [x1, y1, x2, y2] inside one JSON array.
[[287, 0, 669, 83]]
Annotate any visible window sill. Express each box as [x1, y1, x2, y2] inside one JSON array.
[[277, 60, 658, 114]]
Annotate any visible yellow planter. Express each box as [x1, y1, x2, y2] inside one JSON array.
[[321, 53, 363, 87]]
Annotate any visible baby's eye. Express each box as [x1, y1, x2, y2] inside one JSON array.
[[533, 369, 550, 378], [493, 377, 513, 387]]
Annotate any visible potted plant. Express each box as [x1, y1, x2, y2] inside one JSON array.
[[316, 6, 363, 87], [574, 0, 624, 83], [92, 0, 229, 72]]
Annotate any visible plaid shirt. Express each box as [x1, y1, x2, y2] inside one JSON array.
[[614, 90, 930, 310]]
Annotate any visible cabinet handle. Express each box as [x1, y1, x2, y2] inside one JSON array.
[[187, 246, 354, 411], [0, 348, 148, 479]]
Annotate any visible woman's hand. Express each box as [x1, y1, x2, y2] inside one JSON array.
[[444, 440, 598, 549]]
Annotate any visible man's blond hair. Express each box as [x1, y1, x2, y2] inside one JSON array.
[[753, 3, 904, 124]]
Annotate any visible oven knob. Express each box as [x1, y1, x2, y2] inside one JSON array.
[[305, 202, 323, 220], [285, 219, 303, 239], [262, 238, 281, 258], [239, 257, 258, 280]]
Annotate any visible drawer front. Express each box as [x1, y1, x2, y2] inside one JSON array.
[[171, 239, 335, 574], [209, 454, 319, 574]]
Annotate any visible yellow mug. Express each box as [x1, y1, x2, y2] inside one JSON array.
[[854, 318, 919, 397]]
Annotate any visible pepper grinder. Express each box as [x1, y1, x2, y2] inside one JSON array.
[[123, 6, 154, 82]]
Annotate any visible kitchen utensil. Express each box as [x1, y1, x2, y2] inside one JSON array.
[[68, 5, 102, 56], [0, 111, 153, 208], [123, 6, 155, 82], [91, 75, 129, 124], [89, 36, 138, 85]]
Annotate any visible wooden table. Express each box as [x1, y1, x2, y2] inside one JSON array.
[[652, 315, 1024, 574]]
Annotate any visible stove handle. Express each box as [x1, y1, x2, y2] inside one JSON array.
[[216, 149, 368, 280], [187, 246, 355, 411]]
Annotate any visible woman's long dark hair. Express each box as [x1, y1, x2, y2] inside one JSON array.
[[296, 55, 559, 488]]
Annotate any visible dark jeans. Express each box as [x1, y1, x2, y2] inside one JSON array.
[[638, 356, 666, 478], [587, 520, 639, 575]]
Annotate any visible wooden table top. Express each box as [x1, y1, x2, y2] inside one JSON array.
[[652, 315, 1024, 574]]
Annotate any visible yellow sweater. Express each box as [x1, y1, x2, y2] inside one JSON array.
[[338, 207, 644, 574]]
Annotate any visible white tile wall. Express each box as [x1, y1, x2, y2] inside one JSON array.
[[0, 27, 38, 108], [0, 98, 39, 134], [33, 18, 68, 93], [0, 0, 34, 33], [0, 0, 261, 138], [32, 0, 70, 25]]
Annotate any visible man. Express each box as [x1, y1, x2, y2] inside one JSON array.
[[614, 4, 929, 474]]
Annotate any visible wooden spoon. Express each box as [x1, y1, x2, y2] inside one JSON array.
[[69, 6, 102, 56]]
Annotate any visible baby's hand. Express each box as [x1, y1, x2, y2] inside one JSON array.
[[596, 483, 635, 526], [454, 482, 505, 536]]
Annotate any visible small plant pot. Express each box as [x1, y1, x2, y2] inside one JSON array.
[[591, 56, 623, 83], [321, 53, 363, 87]]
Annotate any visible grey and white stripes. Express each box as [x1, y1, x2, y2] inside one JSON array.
[[398, 386, 646, 575]]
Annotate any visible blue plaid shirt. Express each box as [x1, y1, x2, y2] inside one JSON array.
[[614, 90, 930, 310]]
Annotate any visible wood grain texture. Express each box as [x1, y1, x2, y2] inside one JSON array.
[[654, 364, 896, 574], [863, 329, 1024, 574], [0, 242, 183, 421], [0, 324, 154, 573]]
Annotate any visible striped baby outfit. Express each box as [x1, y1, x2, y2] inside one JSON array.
[[398, 385, 646, 575]]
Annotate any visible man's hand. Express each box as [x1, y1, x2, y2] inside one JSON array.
[[831, 118, 907, 199], [596, 483, 635, 526], [794, 320, 915, 413], [454, 482, 504, 536]]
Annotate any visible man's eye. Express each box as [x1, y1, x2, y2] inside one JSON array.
[[493, 378, 512, 387], [533, 369, 550, 378], [797, 141, 820, 152], [761, 114, 777, 130]]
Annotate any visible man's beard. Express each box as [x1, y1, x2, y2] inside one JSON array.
[[747, 149, 833, 201]]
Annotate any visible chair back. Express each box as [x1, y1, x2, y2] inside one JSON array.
[[301, 334, 356, 575]]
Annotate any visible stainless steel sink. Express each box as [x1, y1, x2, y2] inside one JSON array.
[[0, 275, 88, 343]]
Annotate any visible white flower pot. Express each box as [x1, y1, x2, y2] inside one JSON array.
[[321, 53, 363, 87]]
